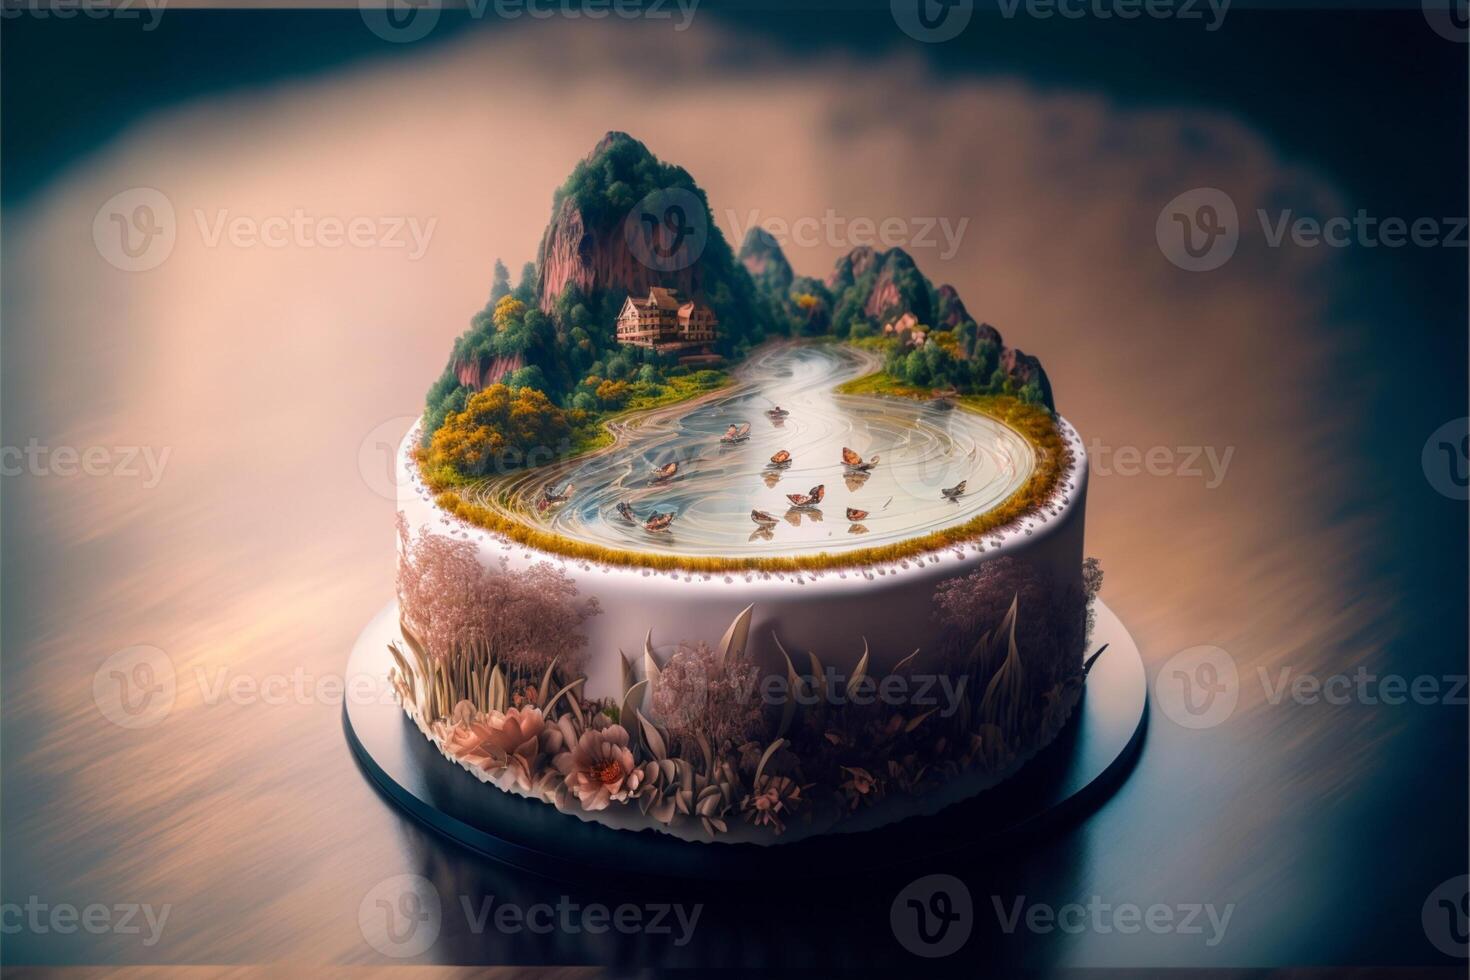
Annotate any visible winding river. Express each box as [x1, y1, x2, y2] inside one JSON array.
[[467, 342, 1035, 558]]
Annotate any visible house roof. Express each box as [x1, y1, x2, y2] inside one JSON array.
[[648, 286, 682, 310]]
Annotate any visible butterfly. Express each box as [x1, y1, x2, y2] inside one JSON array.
[[720, 422, 752, 444], [751, 509, 779, 526], [842, 447, 879, 473], [786, 484, 825, 508], [615, 501, 637, 522], [649, 461, 678, 483], [643, 512, 675, 532], [537, 483, 574, 512], [769, 449, 792, 467], [941, 480, 968, 501], [845, 507, 869, 521]]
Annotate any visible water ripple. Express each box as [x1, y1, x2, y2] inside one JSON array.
[[471, 343, 1034, 558]]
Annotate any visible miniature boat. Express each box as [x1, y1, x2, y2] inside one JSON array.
[[940, 480, 967, 501], [769, 449, 792, 467], [841, 447, 879, 473], [751, 509, 779, 526], [845, 507, 869, 521], [720, 422, 752, 444], [786, 484, 825, 508], [649, 461, 678, 483], [643, 512, 675, 532]]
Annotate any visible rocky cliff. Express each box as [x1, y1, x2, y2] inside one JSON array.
[[826, 246, 935, 327], [739, 227, 794, 296], [536, 192, 708, 314], [531, 131, 764, 357]]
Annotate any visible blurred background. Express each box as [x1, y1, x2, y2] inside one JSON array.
[[2, 1, 1466, 971]]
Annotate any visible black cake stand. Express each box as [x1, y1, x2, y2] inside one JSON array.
[[343, 599, 1147, 882]]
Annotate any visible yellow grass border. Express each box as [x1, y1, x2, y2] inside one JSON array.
[[425, 374, 1072, 574]]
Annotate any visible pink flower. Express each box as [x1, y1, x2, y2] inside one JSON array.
[[553, 725, 644, 811], [740, 774, 804, 835], [839, 765, 884, 810], [442, 706, 546, 791]]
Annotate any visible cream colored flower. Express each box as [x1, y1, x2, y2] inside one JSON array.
[[553, 725, 643, 811]]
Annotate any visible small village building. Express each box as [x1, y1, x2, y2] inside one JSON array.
[[615, 287, 719, 352]]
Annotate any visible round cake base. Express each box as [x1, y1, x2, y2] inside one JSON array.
[[343, 599, 1147, 882]]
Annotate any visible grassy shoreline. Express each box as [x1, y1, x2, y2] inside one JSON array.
[[421, 360, 1071, 574]]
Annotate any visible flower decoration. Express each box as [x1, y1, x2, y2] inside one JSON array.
[[553, 725, 644, 811]]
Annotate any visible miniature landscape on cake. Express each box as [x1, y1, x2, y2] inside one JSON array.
[[415, 132, 1067, 572], [387, 133, 1102, 844]]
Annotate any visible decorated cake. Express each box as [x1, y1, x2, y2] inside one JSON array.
[[389, 134, 1101, 844]]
